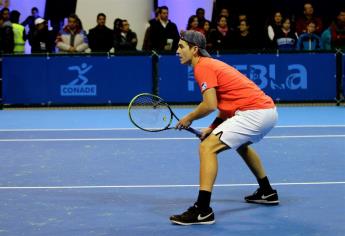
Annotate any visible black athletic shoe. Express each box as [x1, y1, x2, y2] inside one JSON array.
[[245, 188, 279, 205], [170, 205, 215, 225]]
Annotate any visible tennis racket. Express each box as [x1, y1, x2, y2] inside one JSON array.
[[128, 93, 202, 137]]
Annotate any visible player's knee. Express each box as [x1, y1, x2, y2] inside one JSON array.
[[199, 135, 222, 155]]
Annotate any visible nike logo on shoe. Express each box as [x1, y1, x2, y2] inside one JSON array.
[[197, 212, 213, 221], [261, 193, 276, 199]]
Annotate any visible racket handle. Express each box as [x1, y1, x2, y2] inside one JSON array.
[[186, 127, 202, 137]]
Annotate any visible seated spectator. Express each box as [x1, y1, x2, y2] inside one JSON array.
[[10, 10, 26, 53], [274, 17, 298, 50], [295, 2, 323, 35], [233, 19, 257, 50], [186, 15, 199, 32], [202, 19, 213, 51], [296, 20, 322, 50], [321, 9, 345, 50], [210, 15, 234, 52], [56, 14, 88, 53], [0, 13, 14, 53], [88, 13, 113, 52], [113, 19, 137, 52], [21, 7, 40, 34], [28, 18, 55, 53], [266, 11, 283, 48]]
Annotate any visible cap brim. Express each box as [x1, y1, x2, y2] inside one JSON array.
[[199, 48, 212, 58]]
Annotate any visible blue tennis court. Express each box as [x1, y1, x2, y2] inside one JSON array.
[[0, 106, 344, 236]]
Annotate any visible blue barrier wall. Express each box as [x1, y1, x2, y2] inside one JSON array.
[[159, 53, 337, 102], [2, 53, 339, 105], [3, 55, 152, 105]]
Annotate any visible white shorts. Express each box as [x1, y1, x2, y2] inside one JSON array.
[[212, 108, 278, 149]]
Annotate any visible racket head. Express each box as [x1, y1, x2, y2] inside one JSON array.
[[128, 93, 174, 132]]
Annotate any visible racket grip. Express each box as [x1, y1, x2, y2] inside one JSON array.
[[186, 127, 202, 137]]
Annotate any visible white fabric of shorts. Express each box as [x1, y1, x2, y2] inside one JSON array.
[[212, 108, 278, 149]]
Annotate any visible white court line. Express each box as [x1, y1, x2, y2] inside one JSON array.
[[0, 181, 344, 190], [0, 135, 344, 142], [0, 125, 344, 132]]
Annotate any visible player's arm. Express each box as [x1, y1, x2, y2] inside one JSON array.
[[176, 88, 217, 129]]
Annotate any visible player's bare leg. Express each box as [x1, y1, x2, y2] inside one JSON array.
[[236, 145, 266, 179], [199, 134, 228, 191], [170, 134, 227, 225], [237, 145, 279, 205]]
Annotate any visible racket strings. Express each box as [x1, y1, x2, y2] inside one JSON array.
[[129, 95, 172, 131]]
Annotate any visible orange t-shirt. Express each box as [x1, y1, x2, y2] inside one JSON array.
[[194, 57, 275, 118]]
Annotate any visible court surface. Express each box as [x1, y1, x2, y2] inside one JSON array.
[[0, 106, 344, 236]]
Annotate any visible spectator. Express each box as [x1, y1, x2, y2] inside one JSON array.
[[186, 15, 199, 31], [142, 7, 159, 51], [10, 10, 26, 53], [113, 19, 137, 52], [321, 9, 345, 50], [210, 15, 234, 52], [28, 18, 55, 53], [0, 13, 14, 53], [266, 11, 283, 48], [149, 6, 179, 52], [88, 13, 113, 52], [215, 7, 235, 30], [202, 19, 213, 51], [0, 7, 10, 22], [274, 16, 298, 50], [21, 7, 40, 34], [113, 18, 122, 35], [56, 14, 88, 53], [295, 2, 323, 35], [296, 20, 322, 50], [233, 19, 257, 50], [196, 8, 206, 29]]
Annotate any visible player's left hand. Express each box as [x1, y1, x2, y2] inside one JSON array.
[[175, 116, 192, 130], [200, 127, 213, 140]]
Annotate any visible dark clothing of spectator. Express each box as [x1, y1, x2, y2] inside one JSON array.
[[295, 16, 323, 35], [329, 22, 345, 49], [233, 32, 257, 50], [88, 25, 113, 52], [21, 15, 39, 34], [142, 18, 157, 51], [296, 32, 322, 50], [114, 30, 137, 52], [209, 28, 234, 51], [28, 26, 55, 53], [274, 29, 298, 50], [0, 21, 14, 53], [149, 19, 179, 52]]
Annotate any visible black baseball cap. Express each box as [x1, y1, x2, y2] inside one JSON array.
[[180, 30, 211, 58]]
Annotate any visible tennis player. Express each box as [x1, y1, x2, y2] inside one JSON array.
[[170, 30, 279, 225]]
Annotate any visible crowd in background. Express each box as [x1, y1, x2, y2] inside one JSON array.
[[0, 2, 344, 55]]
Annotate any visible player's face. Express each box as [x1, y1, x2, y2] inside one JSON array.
[[176, 40, 194, 65]]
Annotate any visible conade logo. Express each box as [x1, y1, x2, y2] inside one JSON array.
[[60, 63, 97, 96]]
